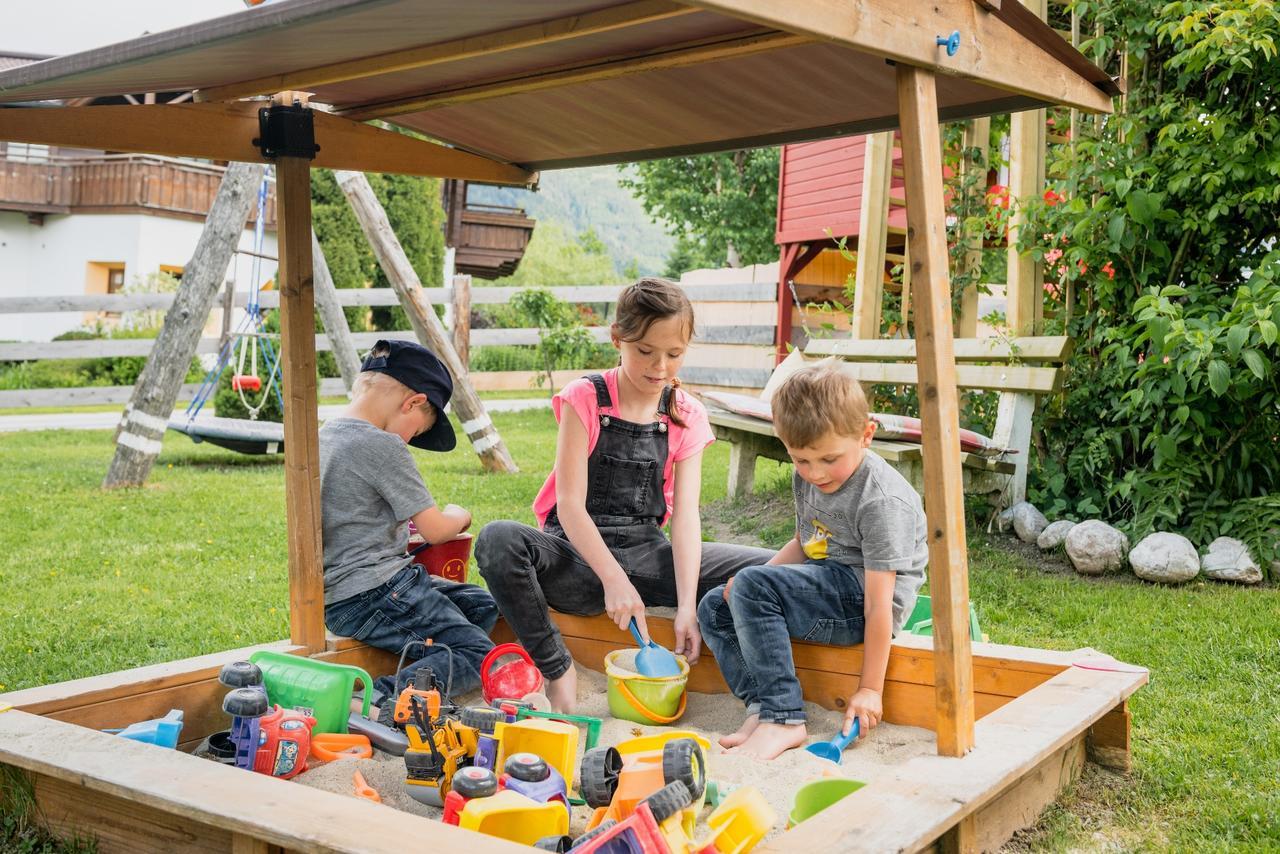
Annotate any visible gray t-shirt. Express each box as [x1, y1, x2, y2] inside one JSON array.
[[319, 417, 435, 605], [792, 451, 928, 634]]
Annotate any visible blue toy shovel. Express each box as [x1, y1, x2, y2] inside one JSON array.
[[627, 617, 682, 677], [805, 717, 861, 762]]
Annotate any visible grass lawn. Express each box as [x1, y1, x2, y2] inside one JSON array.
[[1, 416, 1276, 851]]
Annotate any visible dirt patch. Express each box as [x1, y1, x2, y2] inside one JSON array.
[[1000, 763, 1156, 852]]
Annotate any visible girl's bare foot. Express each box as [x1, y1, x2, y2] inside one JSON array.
[[546, 665, 578, 713], [729, 721, 808, 760], [719, 713, 759, 749]]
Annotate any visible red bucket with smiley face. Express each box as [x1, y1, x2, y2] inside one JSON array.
[[407, 529, 472, 584]]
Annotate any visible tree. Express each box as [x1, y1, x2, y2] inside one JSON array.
[[492, 221, 621, 287], [621, 149, 779, 269]]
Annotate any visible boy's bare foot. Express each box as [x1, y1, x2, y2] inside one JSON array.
[[719, 713, 759, 749], [729, 721, 808, 760], [546, 665, 577, 714]]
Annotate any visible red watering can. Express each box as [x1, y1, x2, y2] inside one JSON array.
[[481, 643, 543, 705]]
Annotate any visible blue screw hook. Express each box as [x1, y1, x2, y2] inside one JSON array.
[[937, 30, 961, 57]]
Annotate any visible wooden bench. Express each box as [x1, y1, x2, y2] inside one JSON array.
[[705, 336, 1072, 507]]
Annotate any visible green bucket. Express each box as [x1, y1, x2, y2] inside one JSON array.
[[788, 778, 866, 827], [248, 651, 373, 735], [605, 649, 688, 726]]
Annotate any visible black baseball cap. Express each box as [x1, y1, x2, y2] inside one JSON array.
[[361, 339, 456, 452]]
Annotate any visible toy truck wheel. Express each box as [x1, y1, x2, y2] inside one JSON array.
[[222, 687, 269, 718], [534, 835, 574, 852], [661, 738, 706, 800], [451, 766, 498, 799], [642, 781, 693, 825], [579, 746, 623, 808], [460, 706, 504, 734], [570, 820, 617, 847], [505, 752, 549, 782]]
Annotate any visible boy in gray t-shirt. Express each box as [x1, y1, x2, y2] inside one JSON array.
[[698, 362, 927, 760], [321, 340, 496, 701]]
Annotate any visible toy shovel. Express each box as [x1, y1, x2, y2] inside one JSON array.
[[627, 617, 682, 677], [805, 718, 861, 763]]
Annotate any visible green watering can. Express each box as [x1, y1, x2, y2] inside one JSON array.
[[248, 650, 373, 734]]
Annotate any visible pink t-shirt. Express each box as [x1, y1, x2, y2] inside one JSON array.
[[533, 368, 715, 527]]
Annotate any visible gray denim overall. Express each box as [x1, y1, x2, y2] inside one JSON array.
[[475, 374, 774, 680]]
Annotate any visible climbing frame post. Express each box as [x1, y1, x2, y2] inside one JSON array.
[[896, 62, 975, 757], [852, 131, 894, 340]]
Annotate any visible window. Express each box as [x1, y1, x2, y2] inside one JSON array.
[[107, 267, 126, 294]]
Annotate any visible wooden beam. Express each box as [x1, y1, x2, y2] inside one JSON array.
[[804, 334, 1072, 362], [958, 118, 991, 338], [311, 230, 362, 394], [852, 131, 894, 339], [0, 104, 533, 185], [340, 30, 807, 121], [1005, 0, 1049, 336], [276, 152, 326, 655], [196, 0, 697, 102], [837, 361, 1061, 393], [679, 0, 1115, 113], [896, 62, 975, 757]]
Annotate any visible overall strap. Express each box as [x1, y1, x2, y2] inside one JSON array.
[[657, 385, 673, 417], [587, 374, 612, 409]]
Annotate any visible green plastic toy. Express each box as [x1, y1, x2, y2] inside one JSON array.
[[514, 707, 603, 806], [248, 650, 373, 734], [900, 595, 984, 642]]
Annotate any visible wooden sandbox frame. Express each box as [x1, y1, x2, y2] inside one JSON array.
[[0, 1, 1143, 851]]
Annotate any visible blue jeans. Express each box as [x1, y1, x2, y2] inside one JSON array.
[[697, 560, 865, 724], [324, 564, 499, 698]]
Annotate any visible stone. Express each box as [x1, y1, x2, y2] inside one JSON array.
[[1037, 520, 1076, 551], [1064, 520, 1129, 575], [996, 506, 1017, 534], [1129, 532, 1200, 584], [1010, 502, 1049, 543], [1200, 537, 1263, 585]]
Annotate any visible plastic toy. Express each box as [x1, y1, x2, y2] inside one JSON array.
[[703, 786, 775, 853], [403, 697, 467, 807], [353, 770, 381, 803], [628, 618, 682, 677], [481, 643, 544, 705], [248, 650, 373, 734], [443, 766, 500, 825], [393, 665, 443, 727], [901, 595, 986, 642], [310, 732, 373, 762], [461, 706, 505, 770], [223, 686, 271, 770], [788, 778, 865, 827], [252, 705, 316, 779], [605, 650, 689, 725], [804, 718, 859, 763], [106, 708, 184, 748], [936, 30, 961, 57], [231, 374, 262, 393], [497, 718, 578, 790], [457, 789, 569, 846], [346, 711, 408, 756], [515, 708, 603, 753], [580, 734, 706, 834], [703, 780, 735, 810], [568, 780, 695, 854], [407, 528, 472, 583], [500, 753, 569, 816]]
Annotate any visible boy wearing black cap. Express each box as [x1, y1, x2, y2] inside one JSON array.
[[320, 340, 497, 701]]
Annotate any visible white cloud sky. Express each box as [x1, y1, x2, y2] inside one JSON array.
[[6, 1, 247, 57]]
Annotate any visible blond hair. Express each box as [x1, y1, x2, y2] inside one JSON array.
[[771, 361, 869, 448], [352, 368, 415, 401]]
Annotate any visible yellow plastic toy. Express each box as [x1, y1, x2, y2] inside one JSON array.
[[703, 786, 776, 854], [457, 789, 569, 846], [613, 729, 711, 758], [582, 733, 708, 837], [496, 718, 578, 788]]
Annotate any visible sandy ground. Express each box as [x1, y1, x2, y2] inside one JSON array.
[[291, 652, 935, 841]]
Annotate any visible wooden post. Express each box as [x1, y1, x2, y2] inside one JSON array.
[[333, 170, 518, 473], [277, 156, 326, 655], [896, 63, 975, 757], [451, 274, 472, 369], [103, 161, 265, 489], [1006, 0, 1048, 336], [219, 279, 235, 348], [852, 131, 893, 340], [311, 230, 361, 395], [958, 118, 991, 339]]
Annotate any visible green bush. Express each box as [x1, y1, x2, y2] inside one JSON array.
[[470, 343, 615, 374], [213, 363, 284, 422]]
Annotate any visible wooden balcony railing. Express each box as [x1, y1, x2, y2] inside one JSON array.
[[0, 154, 277, 226]]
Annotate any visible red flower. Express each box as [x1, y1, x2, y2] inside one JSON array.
[[1077, 259, 1089, 276], [1101, 261, 1116, 280], [1043, 189, 1064, 206], [986, 184, 1011, 209]]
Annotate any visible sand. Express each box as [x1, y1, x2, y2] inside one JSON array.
[[292, 653, 936, 839]]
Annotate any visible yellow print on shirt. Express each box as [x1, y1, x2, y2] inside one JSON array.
[[803, 520, 831, 560]]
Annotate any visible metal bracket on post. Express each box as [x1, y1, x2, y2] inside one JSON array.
[[252, 104, 320, 161]]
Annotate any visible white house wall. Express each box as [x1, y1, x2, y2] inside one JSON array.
[[0, 212, 277, 343]]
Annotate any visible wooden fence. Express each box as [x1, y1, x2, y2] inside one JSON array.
[[0, 281, 778, 409]]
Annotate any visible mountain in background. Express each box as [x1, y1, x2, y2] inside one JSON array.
[[468, 165, 674, 276]]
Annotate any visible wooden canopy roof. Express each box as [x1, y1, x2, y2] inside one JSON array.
[[0, 0, 1115, 174]]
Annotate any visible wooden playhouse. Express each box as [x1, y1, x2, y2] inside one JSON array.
[[0, 1, 1145, 851]]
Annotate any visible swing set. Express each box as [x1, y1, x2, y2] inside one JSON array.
[[166, 173, 288, 454]]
